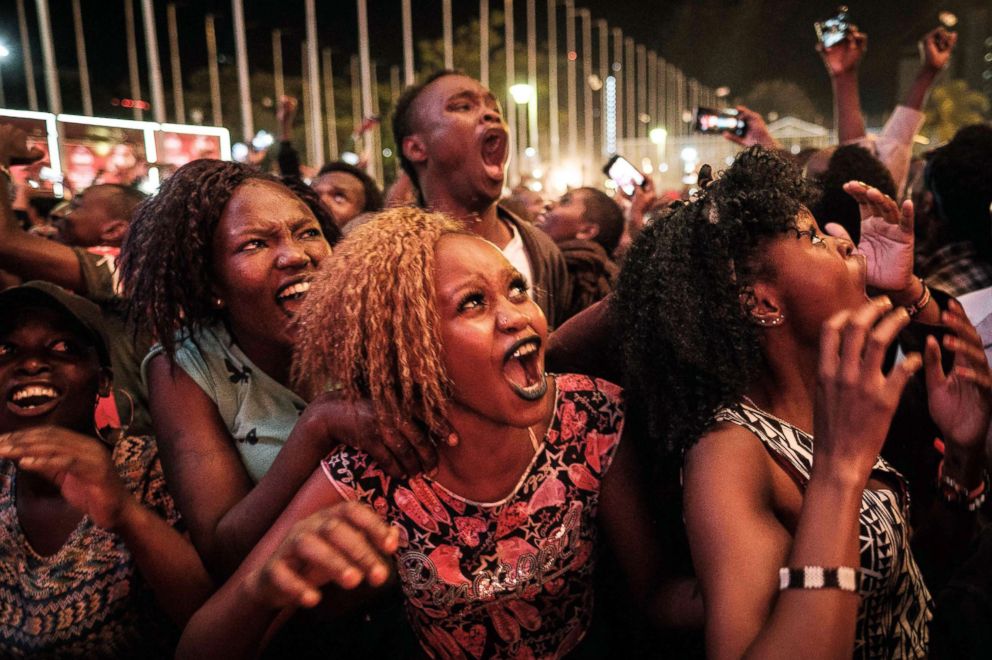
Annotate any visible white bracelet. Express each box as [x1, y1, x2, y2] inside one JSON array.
[[778, 566, 860, 592]]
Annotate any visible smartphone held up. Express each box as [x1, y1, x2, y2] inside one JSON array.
[[815, 6, 855, 49], [693, 107, 747, 138], [603, 155, 646, 197]]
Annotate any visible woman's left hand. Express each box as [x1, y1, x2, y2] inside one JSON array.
[[925, 300, 992, 452], [830, 181, 916, 294], [0, 428, 133, 529]]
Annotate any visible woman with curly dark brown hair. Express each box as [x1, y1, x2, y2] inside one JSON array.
[[119, 159, 353, 578], [615, 147, 991, 659], [178, 206, 700, 659]]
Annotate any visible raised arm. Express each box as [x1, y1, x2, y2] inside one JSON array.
[[0, 428, 213, 625], [685, 300, 921, 659], [818, 30, 868, 143], [903, 27, 956, 112], [176, 469, 396, 659], [147, 354, 437, 578], [910, 300, 991, 585], [0, 125, 86, 293]]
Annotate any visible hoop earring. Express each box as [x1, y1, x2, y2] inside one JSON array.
[[94, 387, 135, 444]]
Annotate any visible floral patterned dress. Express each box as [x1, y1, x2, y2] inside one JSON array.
[[322, 374, 625, 659]]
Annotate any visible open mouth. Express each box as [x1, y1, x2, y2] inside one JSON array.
[[6, 383, 62, 417], [275, 278, 312, 316], [481, 129, 508, 181], [502, 336, 547, 401]]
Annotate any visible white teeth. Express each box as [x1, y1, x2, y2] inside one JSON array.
[[512, 342, 538, 359], [277, 281, 311, 300], [11, 385, 58, 402]]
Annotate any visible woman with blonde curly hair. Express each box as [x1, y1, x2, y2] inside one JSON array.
[[179, 206, 699, 659]]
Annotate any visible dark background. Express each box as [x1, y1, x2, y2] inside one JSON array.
[[0, 0, 986, 120]]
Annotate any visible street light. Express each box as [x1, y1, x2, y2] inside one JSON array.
[[509, 83, 535, 105]]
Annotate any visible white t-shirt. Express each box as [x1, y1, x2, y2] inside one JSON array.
[[501, 220, 535, 291]]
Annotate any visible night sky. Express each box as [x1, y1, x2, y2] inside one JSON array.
[[0, 0, 983, 120]]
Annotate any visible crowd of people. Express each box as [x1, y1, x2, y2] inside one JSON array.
[[0, 22, 990, 660]]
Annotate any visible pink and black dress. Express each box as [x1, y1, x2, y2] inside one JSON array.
[[321, 374, 624, 659]]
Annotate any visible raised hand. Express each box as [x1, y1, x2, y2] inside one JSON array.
[[0, 124, 45, 167], [0, 427, 132, 529], [722, 105, 781, 150], [925, 300, 992, 452], [297, 391, 448, 479], [276, 96, 299, 140], [837, 181, 916, 294], [244, 502, 398, 608], [818, 30, 868, 77], [814, 298, 922, 485], [920, 27, 957, 73]]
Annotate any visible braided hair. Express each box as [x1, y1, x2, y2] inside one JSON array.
[[614, 146, 818, 457], [120, 159, 340, 358]]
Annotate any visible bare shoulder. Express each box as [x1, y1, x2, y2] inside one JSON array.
[[684, 421, 773, 494]]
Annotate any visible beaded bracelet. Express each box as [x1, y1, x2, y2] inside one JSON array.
[[938, 460, 989, 512], [904, 278, 931, 319], [778, 566, 861, 593]]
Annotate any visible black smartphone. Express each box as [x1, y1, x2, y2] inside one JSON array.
[[603, 155, 645, 197], [815, 6, 852, 49], [693, 107, 747, 137]]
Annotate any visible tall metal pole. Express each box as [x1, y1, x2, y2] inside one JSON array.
[[676, 69, 685, 137], [125, 0, 142, 119], [272, 30, 284, 104], [167, 3, 185, 123], [305, 0, 324, 166], [390, 65, 401, 105], [546, 0, 558, 167], [357, 0, 376, 178], [370, 60, 383, 185], [479, 0, 489, 87], [636, 44, 646, 140], [71, 0, 93, 116], [205, 14, 222, 126], [16, 0, 39, 111], [350, 55, 361, 140], [658, 57, 668, 133], [624, 38, 634, 141], [612, 28, 622, 145], [504, 0, 517, 182], [648, 50, 657, 131], [402, 0, 414, 85], [526, 0, 538, 157], [564, 0, 577, 162], [598, 19, 608, 157], [301, 41, 313, 165], [141, 0, 167, 123], [442, 0, 454, 69], [0, 68, 5, 108], [579, 9, 592, 179], [231, 0, 253, 140], [35, 0, 61, 114], [322, 48, 338, 160]]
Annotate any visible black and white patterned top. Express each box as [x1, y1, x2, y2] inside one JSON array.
[[714, 402, 932, 659]]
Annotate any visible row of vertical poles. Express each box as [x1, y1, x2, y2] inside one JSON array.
[[13, 1, 719, 186]]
